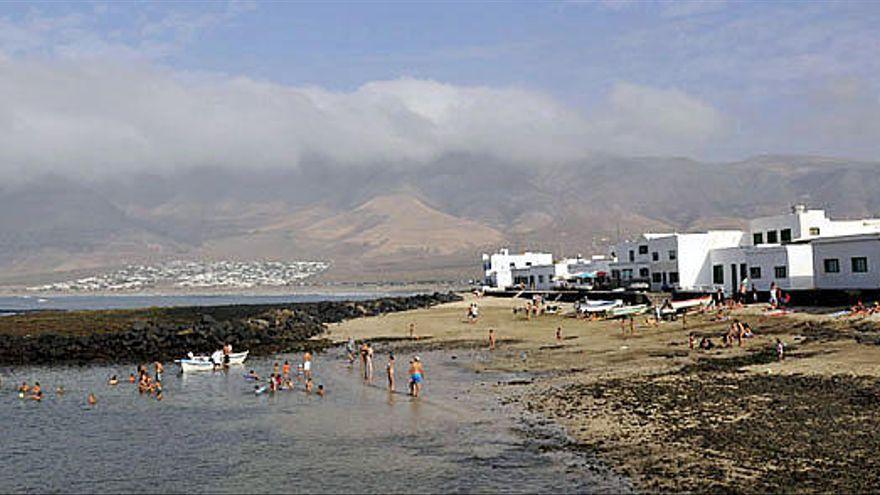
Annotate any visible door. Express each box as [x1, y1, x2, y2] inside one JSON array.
[[730, 264, 737, 295]]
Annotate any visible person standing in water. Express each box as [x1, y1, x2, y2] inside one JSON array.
[[364, 343, 374, 382], [155, 361, 164, 382], [386, 352, 396, 391], [303, 351, 313, 380], [409, 357, 424, 397]]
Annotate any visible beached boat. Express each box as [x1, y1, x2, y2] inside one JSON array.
[[608, 304, 648, 318], [671, 295, 712, 311], [576, 299, 623, 315]]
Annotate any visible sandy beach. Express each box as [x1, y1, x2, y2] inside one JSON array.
[[327, 294, 880, 492]]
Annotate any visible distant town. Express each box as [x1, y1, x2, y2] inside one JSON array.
[[27, 260, 330, 292]]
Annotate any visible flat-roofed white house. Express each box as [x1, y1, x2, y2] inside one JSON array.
[[710, 243, 815, 293], [749, 204, 880, 246], [511, 264, 556, 290], [482, 249, 553, 289], [610, 231, 744, 291], [812, 234, 880, 290]]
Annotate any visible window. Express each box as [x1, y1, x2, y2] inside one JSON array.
[[509, 262, 516, 268], [638, 245, 648, 255], [774, 266, 787, 279], [668, 250, 677, 260], [629, 250, 635, 262], [780, 229, 792, 243], [611, 269, 620, 279], [766, 230, 778, 243], [639, 267, 650, 278], [669, 272, 680, 284], [753, 232, 763, 245], [809, 227, 821, 236], [652, 273, 662, 283], [824, 258, 840, 273], [525, 262, 532, 267], [538, 275, 544, 284], [652, 252, 659, 261], [712, 265, 724, 284], [622, 269, 633, 279], [852, 257, 869, 273], [749, 266, 762, 279]]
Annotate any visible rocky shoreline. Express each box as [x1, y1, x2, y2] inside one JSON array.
[[0, 292, 461, 365]]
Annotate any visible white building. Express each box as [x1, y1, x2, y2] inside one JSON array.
[[610, 231, 744, 291], [511, 264, 556, 290], [749, 205, 880, 246], [812, 234, 880, 290], [710, 243, 814, 293], [482, 249, 553, 289]]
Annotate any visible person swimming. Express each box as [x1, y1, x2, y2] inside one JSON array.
[[30, 382, 43, 401], [56, 386, 65, 395], [246, 369, 260, 381], [129, 373, 136, 383], [87, 393, 97, 405], [108, 375, 119, 386], [317, 384, 325, 397]]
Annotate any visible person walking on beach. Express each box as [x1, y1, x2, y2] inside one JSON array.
[[386, 352, 396, 391], [488, 328, 496, 350], [556, 326, 562, 342], [776, 338, 785, 361], [409, 323, 415, 339]]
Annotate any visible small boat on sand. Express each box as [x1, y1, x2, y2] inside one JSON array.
[[607, 304, 648, 318], [576, 299, 623, 315]]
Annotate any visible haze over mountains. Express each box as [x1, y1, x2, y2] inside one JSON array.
[[1, 153, 879, 285]]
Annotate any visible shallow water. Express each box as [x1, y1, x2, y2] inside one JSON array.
[[0, 350, 627, 493]]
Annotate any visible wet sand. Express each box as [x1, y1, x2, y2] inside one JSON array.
[[328, 294, 880, 492]]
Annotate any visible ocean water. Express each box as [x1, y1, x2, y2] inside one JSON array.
[[0, 293, 400, 312], [0, 349, 628, 494]]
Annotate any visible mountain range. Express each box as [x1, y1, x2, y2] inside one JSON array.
[[2, 154, 879, 285]]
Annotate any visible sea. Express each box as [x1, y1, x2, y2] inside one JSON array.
[[0, 293, 401, 313], [0, 348, 629, 493]]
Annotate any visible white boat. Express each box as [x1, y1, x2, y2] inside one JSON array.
[[576, 299, 623, 314], [177, 359, 215, 373], [670, 296, 712, 312], [185, 350, 249, 365]]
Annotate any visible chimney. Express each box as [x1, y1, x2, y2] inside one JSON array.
[[791, 204, 807, 214]]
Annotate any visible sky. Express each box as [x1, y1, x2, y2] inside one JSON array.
[[1, 0, 880, 179]]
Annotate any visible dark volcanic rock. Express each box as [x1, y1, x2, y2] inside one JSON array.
[[0, 292, 461, 365]]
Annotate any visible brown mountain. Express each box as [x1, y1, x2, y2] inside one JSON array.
[[2, 154, 880, 284]]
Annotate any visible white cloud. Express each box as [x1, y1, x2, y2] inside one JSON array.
[[0, 56, 727, 179]]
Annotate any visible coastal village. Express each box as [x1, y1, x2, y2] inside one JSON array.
[[26, 260, 330, 292], [482, 205, 880, 302]]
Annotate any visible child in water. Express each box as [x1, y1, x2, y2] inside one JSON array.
[[108, 375, 118, 386], [305, 378, 314, 393], [88, 393, 97, 405], [317, 385, 325, 397]]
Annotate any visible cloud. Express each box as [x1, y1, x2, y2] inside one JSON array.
[[0, 56, 727, 179]]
